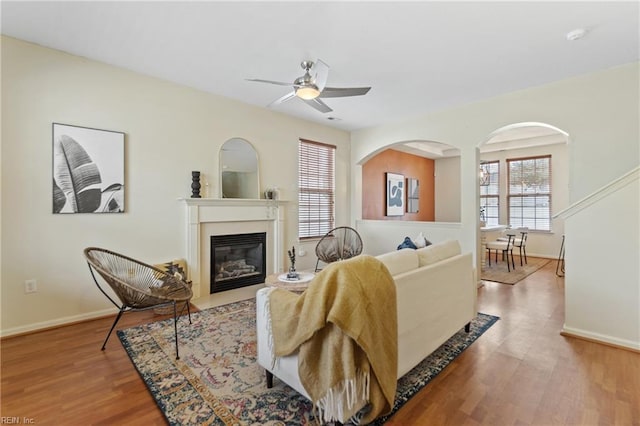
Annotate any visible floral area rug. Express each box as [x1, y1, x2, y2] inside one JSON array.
[[118, 299, 499, 425]]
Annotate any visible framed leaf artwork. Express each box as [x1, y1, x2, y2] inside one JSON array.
[[52, 123, 125, 214]]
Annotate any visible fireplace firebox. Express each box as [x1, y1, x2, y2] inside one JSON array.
[[210, 232, 266, 293]]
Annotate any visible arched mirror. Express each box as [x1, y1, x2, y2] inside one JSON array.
[[219, 138, 260, 199]]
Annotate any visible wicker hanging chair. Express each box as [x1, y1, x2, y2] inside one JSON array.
[[84, 247, 193, 359], [314, 226, 363, 272]]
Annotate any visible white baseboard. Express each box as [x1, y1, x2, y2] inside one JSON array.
[[561, 325, 640, 352], [1, 307, 118, 338]]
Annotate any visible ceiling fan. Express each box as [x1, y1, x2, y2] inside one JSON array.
[[246, 59, 371, 113]]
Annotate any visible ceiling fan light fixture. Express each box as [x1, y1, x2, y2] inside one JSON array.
[[249, 58, 371, 113], [296, 85, 320, 100]]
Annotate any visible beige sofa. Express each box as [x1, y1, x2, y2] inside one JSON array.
[[255, 240, 477, 422]]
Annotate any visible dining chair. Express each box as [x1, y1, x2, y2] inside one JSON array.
[[498, 227, 528, 266], [486, 233, 516, 272]]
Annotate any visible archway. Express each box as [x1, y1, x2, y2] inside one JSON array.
[[355, 139, 464, 255], [476, 122, 570, 283], [359, 139, 461, 222]]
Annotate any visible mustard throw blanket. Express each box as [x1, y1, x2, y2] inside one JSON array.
[[269, 255, 398, 424]]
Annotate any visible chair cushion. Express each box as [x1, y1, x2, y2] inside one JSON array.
[[416, 240, 461, 267], [498, 237, 524, 245], [376, 249, 419, 276], [486, 241, 510, 250]]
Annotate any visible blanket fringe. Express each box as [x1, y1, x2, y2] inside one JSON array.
[[261, 288, 279, 370], [315, 369, 370, 424]]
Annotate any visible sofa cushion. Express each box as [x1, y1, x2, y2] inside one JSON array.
[[376, 248, 419, 276], [416, 240, 461, 267]]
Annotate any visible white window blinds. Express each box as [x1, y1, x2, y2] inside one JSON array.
[[507, 155, 552, 231], [298, 139, 335, 239]]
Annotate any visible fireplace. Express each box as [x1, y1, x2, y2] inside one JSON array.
[[210, 232, 266, 293], [182, 198, 286, 298]]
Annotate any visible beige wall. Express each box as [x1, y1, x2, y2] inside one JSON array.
[[351, 62, 640, 350], [2, 35, 638, 349], [0, 36, 350, 335]]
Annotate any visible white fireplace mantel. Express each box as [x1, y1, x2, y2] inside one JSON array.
[[180, 198, 288, 298]]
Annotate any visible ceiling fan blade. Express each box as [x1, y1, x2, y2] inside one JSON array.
[[303, 97, 333, 113], [246, 78, 292, 87], [320, 86, 371, 98], [313, 59, 330, 91], [267, 91, 296, 108]]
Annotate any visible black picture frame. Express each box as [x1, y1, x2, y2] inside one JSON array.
[[52, 123, 125, 214], [407, 178, 419, 213], [386, 172, 404, 216]]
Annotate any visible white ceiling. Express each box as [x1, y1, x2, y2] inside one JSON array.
[[1, 1, 638, 133]]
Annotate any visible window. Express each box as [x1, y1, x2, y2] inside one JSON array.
[[298, 139, 335, 239], [479, 161, 500, 226], [507, 155, 551, 231]]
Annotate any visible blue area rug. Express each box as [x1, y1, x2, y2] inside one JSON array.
[[118, 299, 498, 425]]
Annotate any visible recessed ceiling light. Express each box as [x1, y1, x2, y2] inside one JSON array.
[[566, 28, 587, 41]]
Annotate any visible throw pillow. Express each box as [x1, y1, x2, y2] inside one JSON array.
[[152, 259, 191, 315], [412, 232, 432, 248], [397, 236, 417, 250], [154, 259, 189, 283]]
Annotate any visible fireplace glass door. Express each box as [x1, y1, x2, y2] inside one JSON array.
[[210, 232, 266, 293]]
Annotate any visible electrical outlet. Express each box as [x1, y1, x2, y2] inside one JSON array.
[[298, 246, 307, 257], [24, 279, 37, 294]]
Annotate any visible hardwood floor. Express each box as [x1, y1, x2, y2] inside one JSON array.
[[387, 260, 640, 426], [2, 260, 638, 425]]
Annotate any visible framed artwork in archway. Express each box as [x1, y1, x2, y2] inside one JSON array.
[[407, 178, 419, 213], [386, 172, 404, 216]]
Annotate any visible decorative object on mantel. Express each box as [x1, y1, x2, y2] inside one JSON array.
[[202, 176, 210, 198], [264, 187, 279, 200], [52, 123, 125, 214], [287, 246, 299, 280], [191, 171, 201, 198]]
